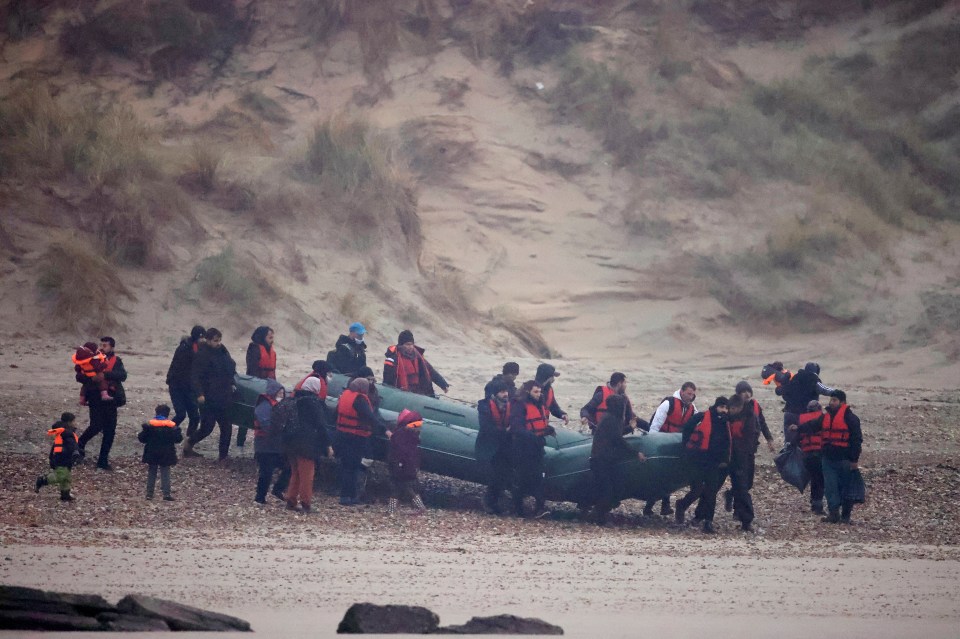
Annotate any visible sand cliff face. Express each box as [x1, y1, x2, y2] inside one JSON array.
[[0, 0, 957, 390]]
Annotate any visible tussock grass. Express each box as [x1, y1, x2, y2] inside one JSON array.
[[5, 0, 46, 40], [36, 239, 135, 332], [195, 247, 276, 311], [493, 309, 555, 358], [421, 271, 476, 321], [239, 90, 291, 125], [180, 143, 223, 194]]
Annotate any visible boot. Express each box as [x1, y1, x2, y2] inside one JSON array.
[[724, 490, 734, 512], [163, 495, 175, 502], [412, 495, 426, 514], [355, 471, 368, 503], [182, 440, 203, 458], [388, 498, 398, 515], [674, 502, 687, 525], [840, 503, 853, 524], [513, 494, 525, 518], [741, 521, 752, 532], [811, 501, 824, 515], [60, 490, 74, 502], [642, 501, 655, 516], [702, 520, 716, 534], [35, 475, 48, 493], [660, 499, 674, 516], [100, 390, 113, 402], [821, 508, 840, 524]]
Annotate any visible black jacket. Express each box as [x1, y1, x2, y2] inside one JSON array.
[[329, 335, 367, 375], [284, 391, 332, 460], [166, 337, 198, 387], [383, 345, 449, 396], [782, 370, 832, 414], [48, 423, 78, 469], [191, 344, 236, 407], [681, 408, 731, 467], [77, 353, 127, 407], [476, 396, 511, 465], [797, 404, 863, 462], [138, 421, 183, 466], [591, 414, 633, 462], [509, 397, 553, 461]]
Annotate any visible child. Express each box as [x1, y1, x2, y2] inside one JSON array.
[[72, 342, 112, 403], [138, 405, 183, 501], [35, 412, 79, 501], [387, 409, 426, 515]]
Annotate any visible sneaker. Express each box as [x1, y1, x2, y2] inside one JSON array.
[[60, 491, 74, 502], [182, 449, 204, 458], [286, 501, 299, 511], [300, 503, 312, 513], [271, 489, 286, 501], [35, 476, 47, 493], [146, 494, 154, 500], [163, 495, 175, 502], [821, 510, 840, 524], [254, 496, 267, 505], [642, 502, 655, 517], [811, 504, 825, 515]]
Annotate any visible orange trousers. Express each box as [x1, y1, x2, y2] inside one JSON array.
[[285, 456, 316, 507]]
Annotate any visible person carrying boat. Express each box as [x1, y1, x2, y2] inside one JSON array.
[[383, 330, 450, 397], [590, 395, 645, 526], [643, 381, 697, 516], [477, 379, 513, 515], [509, 380, 555, 518], [674, 396, 731, 534], [579, 372, 639, 433], [535, 364, 568, 425]]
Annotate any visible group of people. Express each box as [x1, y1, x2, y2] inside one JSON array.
[[38, 325, 864, 532]]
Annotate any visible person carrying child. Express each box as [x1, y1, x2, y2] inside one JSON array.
[[72, 342, 112, 403], [387, 409, 426, 515], [138, 405, 183, 501], [35, 412, 79, 502]]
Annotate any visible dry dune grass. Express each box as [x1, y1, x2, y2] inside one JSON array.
[[193, 247, 278, 313], [36, 238, 135, 333], [493, 309, 555, 359]]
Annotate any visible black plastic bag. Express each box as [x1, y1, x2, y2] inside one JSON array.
[[845, 468, 866, 504], [774, 444, 809, 493]]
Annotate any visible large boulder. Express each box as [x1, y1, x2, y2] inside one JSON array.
[[0, 585, 116, 616], [337, 603, 440, 634], [96, 611, 171, 632], [436, 614, 564, 635], [0, 609, 103, 631], [117, 594, 251, 632]]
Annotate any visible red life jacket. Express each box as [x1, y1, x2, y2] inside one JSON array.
[[72, 351, 104, 378], [388, 346, 432, 392], [488, 399, 511, 431], [685, 410, 731, 459], [593, 386, 616, 424], [192, 342, 199, 354], [47, 427, 77, 454], [729, 400, 761, 440], [258, 345, 277, 379], [147, 418, 176, 428], [797, 411, 823, 453], [543, 386, 558, 415], [523, 400, 549, 436], [102, 353, 117, 373], [336, 389, 372, 437], [661, 397, 695, 433], [822, 405, 850, 449], [295, 373, 328, 400]]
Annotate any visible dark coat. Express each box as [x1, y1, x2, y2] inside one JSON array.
[[388, 427, 421, 481], [245, 327, 276, 379], [383, 345, 449, 396], [191, 344, 236, 407], [476, 396, 511, 465], [138, 422, 183, 466], [329, 335, 367, 375], [284, 392, 332, 460], [591, 414, 633, 462], [580, 386, 637, 431], [48, 423, 78, 469], [798, 404, 863, 462], [78, 354, 127, 407], [782, 369, 825, 414], [166, 337, 198, 388], [681, 408, 731, 467], [253, 380, 286, 455], [509, 397, 552, 462]]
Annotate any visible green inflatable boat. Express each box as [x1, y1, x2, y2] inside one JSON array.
[[231, 374, 696, 506]]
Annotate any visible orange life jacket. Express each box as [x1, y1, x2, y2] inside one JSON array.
[[685, 410, 730, 460], [147, 418, 176, 428], [821, 405, 850, 449], [543, 386, 558, 414], [295, 373, 328, 400], [387, 345, 432, 392], [661, 397, 695, 433], [729, 400, 761, 440], [258, 345, 277, 379], [797, 411, 823, 453], [102, 353, 117, 374], [489, 399, 511, 431], [72, 351, 105, 378], [593, 386, 616, 424], [336, 388, 372, 437], [523, 400, 549, 436], [47, 427, 77, 455], [763, 370, 794, 389]]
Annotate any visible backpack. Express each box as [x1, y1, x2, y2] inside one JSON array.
[[269, 397, 299, 441]]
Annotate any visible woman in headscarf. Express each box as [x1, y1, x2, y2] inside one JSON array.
[[239, 326, 277, 448]]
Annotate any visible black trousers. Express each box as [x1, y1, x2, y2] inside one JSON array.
[[728, 455, 755, 526], [512, 456, 545, 514], [78, 401, 118, 467], [803, 452, 825, 507], [335, 432, 368, 501], [677, 464, 725, 523], [168, 385, 200, 440], [191, 403, 232, 459], [590, 458, 622, 523], [485, 446, 512, 510], [255, 452, 291, 501]]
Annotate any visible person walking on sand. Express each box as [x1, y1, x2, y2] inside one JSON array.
[[780, 362, 834, 440], [35, 412, 79, 502], [477, 379, 513, 515], [253, 379, 291, 504], [238, 325, 277, 448], [76, 336, 127, 471], [138, 404, 182, 501], [283, 377, 333, 513], [510, 380, 555, 519], [591, 395, 645, 526], [328, 322, 368, 375], [183, 328, 236, 461], [383, 330, 449, 397], [791, 399, 826, 515], [166, 325, 205, 441], [388, 409, 427, 515], [580, 372, 640, 433], [643, 381, 697, 516], [723, 381, 776, 516], [675, 396, 731, 534]]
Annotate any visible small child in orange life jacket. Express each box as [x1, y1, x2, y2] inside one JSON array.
[[138, 405, 183, 501], [35, 412, 79, 502], [72, 342, 112, 404]]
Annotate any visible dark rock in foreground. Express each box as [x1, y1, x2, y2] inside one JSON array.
[[0, 609, 104, 631], [436, 614, 564, 635], [0, 585, 116, 615], [97, 611, 171, 632], [117, 594, 252, 632], [337, 603, 440, 634]]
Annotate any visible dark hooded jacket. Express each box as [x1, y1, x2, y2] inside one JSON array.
[[681, 407, 731, 467], [284, 390, 332, 460], [253, 379, 286, 455], [245, 326, 276, 379], [138, 419, 183, 466], [388, 411, 422, 482], [166, 335, 201, 388], [329, 334, 367, 375], [48, 422, 78, 469], [77, 353, 127, 407], [383, 344, 449, 396], [191, 343, 237, 407], [782, 368, 833, 414], [591, 398, 634, 462]]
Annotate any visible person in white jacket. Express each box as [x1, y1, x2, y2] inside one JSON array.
[[644, 382, 697, 516]]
